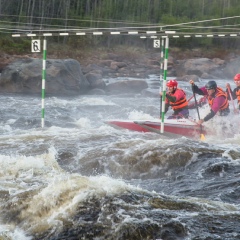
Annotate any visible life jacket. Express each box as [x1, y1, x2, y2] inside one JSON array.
[[235, 88, 240, 102], [208, 87, 229, 112], [235, 88, 240, 109], [168, 88, 188, 110]]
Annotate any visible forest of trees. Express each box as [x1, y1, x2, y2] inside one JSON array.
[[0, 0, 240, 52]]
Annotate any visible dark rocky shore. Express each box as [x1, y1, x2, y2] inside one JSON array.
[[0, 48, 239, 96]]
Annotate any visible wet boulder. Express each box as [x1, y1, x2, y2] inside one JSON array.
[[0, 58, 90, 95], [85, 71, 106, 89], [217, 57, 240, 78], [110, 61, 127, 70], [176, 58, 225, 78]]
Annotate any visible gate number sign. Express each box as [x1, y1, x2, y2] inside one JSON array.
[[31, 40, 41, 52], [153, 39, 160, 48]]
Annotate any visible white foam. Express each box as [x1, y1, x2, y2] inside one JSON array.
[[0, 225, 31, 240], [0, 146, 62, 180], [77, 97, 116, 106], [75, 117, 92, 128], [127, 110, 157, 120]]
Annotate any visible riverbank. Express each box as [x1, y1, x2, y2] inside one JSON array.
[[0, 45, 239, 96], [1, 45, 239, 74]]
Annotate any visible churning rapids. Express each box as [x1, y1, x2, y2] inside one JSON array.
[[0, 76, 239, 240]]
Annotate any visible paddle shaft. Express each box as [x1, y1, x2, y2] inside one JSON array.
[[227, 86, 237, 112], [187, 95, 194, 102], [191, 84, 204, 135], [193, 93, 201, 120]]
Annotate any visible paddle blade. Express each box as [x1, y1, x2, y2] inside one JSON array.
[[200, 133, 206, 141]]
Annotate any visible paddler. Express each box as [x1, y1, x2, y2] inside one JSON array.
[[160, 79, 189, 119], [226, 73, 240, 114], [190, 80, 230, 124]]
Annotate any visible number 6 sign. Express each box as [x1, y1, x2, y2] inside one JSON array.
[[31, 40, 41, 52]]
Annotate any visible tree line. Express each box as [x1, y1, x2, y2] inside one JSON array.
[[0, 0, 240, 51], [1, 0, 239, 27]]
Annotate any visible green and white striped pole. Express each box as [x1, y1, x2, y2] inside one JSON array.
[[161, 37, 169, 133], [41, 38, 47, 128], [159, 38, 165, 118]]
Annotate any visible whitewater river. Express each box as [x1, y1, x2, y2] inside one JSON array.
[[0, 76, 239, 240]]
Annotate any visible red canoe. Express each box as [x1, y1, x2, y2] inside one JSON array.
[[105, 118, 207, 139]]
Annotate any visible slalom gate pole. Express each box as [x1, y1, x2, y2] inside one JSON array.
[[41, 38, 47, 128], [159, 38, 165, 119], [161, 37, 169, 133]]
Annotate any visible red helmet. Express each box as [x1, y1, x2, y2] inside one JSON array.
[[234, 73, 240, 81], [167, 79, 178, 88]]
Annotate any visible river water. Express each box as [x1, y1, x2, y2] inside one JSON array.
[[0, 76, 239, 240]]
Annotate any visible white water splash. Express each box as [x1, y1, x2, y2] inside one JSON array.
[[76, 97, 117, 106], [127, 110, 157, 120]]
